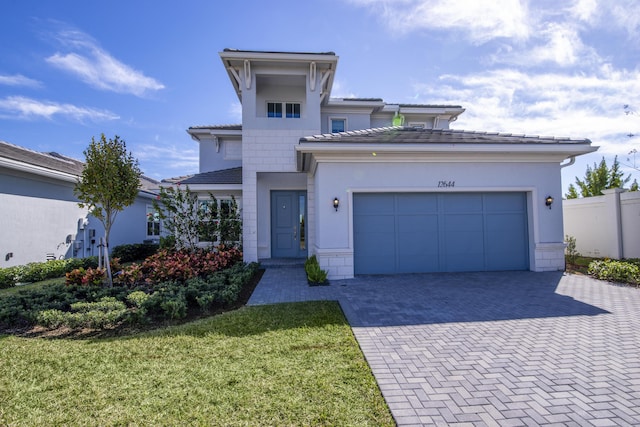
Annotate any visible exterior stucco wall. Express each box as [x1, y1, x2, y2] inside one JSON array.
[[311, 161, 565, 279], [1, 168, 158, 268], [199, 136, 242, 173], [320, 112, 372, 133], [1, 171, 88, 267]]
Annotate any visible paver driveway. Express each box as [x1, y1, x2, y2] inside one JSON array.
[[249, 268, 640, 426]]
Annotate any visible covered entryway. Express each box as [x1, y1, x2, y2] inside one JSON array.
[[353, 192, 529, 274], [271, 190, 307, 258]]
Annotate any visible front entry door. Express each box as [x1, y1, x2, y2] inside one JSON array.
[[271, 191, 307, 258]]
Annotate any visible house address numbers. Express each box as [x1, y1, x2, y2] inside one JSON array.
[[437, 181, 455, 188]]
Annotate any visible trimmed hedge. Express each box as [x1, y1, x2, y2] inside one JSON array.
[[0, 261, 259, 330], [0, 257, 99, 289]]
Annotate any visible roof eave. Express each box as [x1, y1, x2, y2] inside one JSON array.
[[0, 156, 79, 183], [295, 143, 599, 173]]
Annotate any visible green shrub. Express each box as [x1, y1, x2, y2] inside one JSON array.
[[565, 235, 579, 264], [126, 290, 150, 308], [305, 255, 328, 284], [111, 243, 159, 263], [0, 267, 20, 289], [35, 297, 127, 329], [588, 259, 640, 285], [0, 257, 99, 288], [1, 261, 259, 329]]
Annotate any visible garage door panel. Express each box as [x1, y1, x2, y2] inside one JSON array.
[[354, 192, 528, 274], [397, 193, 438, 213], [484, 192, 526, 212], [398, 214, 438, 233], [485, 212, 528, 270], [354, 193, 395, 214], [442, 193, 483, 212]]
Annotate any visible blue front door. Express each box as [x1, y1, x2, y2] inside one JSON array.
[[271, 191, 307, 258]]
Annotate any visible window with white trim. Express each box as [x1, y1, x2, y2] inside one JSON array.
[[286, 102, 301, 118], [267, 102, 301, 118], [267, 102, 282, 118], [197, 197, 241, 246], [330, 118, 346, 133], [146, 205, 160, 237]]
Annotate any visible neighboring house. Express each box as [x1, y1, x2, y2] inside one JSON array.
[[181, 49, 597, 279], [0, 141, 160, 268]]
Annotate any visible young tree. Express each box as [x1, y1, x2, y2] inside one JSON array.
[[75, 134, 142, 285], [565, 156, 632, 199], [153, 185, 241, 250]]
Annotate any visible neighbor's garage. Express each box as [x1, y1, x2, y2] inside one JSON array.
[[353, 192, 529, 274]]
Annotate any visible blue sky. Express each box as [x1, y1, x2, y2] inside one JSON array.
[[2, 0, 639, 193]]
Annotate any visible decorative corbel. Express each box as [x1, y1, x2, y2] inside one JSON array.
[[244, 60, 251, 90], [310, 62, 317, 91], [319, 70, 332, 102]]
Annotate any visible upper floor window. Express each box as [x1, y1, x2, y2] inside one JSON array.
[[267, 102, 300, 118], [331, 118, 346, 133], [267, 102, 282, 118], [286, 103, 301, 118]]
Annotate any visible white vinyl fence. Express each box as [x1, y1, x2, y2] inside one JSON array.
[[563, 188, 640, 259]]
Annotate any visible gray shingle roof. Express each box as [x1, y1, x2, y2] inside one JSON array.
[[300, 127, 591, 145], [0, 140, 159, 191], [223, 48, 336, 56], [178, 167, 242, 185], [0, 140, 85, 175]]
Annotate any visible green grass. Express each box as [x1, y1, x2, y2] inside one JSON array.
[[0, 300, 394, 426]]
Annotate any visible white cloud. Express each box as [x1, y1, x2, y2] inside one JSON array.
[[0, 96, 119, 122], [415, 67, 640, 154], [609, 0, 640, 40], [45, 28, 164, 96], [134, 143, 199, 175], [229, 102, 242, 122], [0, 74, 42, 88], [570, 0, 598, 23], [350, 0, 531, 43], [492, 23, 598, 67], [329, 79, 358, 99]]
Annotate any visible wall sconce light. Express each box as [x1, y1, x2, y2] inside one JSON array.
[[545, 195, 554, 209], [333, 197, 340, 211]]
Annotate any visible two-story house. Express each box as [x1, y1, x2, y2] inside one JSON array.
[[183, 49, 597, 279]]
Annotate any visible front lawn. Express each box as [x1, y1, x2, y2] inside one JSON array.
[[0, 300, 394, 426]]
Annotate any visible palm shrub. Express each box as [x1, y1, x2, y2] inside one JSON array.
[[305, 255, 328, 285]]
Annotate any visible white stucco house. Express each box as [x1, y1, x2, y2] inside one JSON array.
[[0, 141, 160, 267], [182, 49, 597, 279]]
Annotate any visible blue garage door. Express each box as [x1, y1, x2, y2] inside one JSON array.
[[353, 192, 529, 274]]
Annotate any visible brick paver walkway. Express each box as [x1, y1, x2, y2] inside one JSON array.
[[248, 268, 640, 426]]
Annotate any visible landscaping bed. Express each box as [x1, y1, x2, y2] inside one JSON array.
[[0, 246, 263, 338]]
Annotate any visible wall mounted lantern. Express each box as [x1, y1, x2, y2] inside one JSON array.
[[333, 197, 340, 211], [545, 195, 554, 209]]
